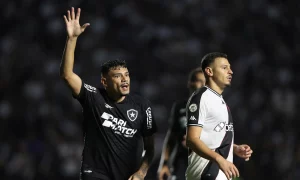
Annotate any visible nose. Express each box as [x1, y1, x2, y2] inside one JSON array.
[[229, 68, 233, 75], [121, 75, 127, 82]]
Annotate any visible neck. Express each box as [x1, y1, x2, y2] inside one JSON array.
[[107, 91, 126, 103], [189, 89, 196, 96], [206, 80, 224, 95]]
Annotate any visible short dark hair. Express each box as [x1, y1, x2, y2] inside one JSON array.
[[201, 52, 228, 73], [188, 67, 203, 82], [101, 59, 127, 76]]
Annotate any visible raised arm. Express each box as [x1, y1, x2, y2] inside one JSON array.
[[60, 7, 90, 96]]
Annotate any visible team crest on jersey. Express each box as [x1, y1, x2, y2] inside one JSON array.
[[189, 104, 197, 112], [127, 109, 138, 121]]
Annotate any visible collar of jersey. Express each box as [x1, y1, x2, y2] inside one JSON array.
[[205, 86, 222, 97]]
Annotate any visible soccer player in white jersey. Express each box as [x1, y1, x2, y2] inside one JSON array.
[[186, 52, 253, 180]]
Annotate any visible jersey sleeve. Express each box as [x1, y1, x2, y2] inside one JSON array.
[[142, 100, 157, 137], [73, 81, 97, 106], [187, 94, 207, 127]]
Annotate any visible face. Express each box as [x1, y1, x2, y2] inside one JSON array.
[[188, 72, 205, 92], [102, 67, 130, 97], [209, 57, 233, 88]]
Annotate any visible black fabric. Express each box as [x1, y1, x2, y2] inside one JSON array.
[[168, 100, 188, 177], [74, 82, 157, 180]]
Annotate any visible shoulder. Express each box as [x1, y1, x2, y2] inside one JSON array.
[[82, 82, 98, 93], [189, 86, 209, 102]]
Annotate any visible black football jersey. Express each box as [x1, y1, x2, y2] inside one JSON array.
[[74, 82, 157, 180], [168, 99, 188, 176]]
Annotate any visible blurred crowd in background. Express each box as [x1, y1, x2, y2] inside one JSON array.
[[1, 0, 300, 180]]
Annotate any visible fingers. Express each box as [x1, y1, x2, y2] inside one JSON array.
[[225, 164, 239, 180], [246, 149, 253, 155], [67, 10, 71, 21], [71, 7, 75, 20], [76, 8, 81, 20], [65, 7, 82, 22], [232, 164, 240, 177], [225, 171, 231, 180], [81, 23, 90, 31], [63, 15, 68, 23]]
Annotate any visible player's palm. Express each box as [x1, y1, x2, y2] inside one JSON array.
[[63, 7, 90, 38]]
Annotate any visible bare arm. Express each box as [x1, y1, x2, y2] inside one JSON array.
[[160, 129, 176, 165], [186, 126, 222, 161], [186, 126, 239, 180], [60, 7, 90, 96], [157, 129, 174, 180], [129, 136, 155, 180]]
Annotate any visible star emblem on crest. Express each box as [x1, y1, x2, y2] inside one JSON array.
[[127, 109, 138, 121]]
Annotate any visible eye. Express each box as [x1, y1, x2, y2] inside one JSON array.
[[114, 75, 121, 78]]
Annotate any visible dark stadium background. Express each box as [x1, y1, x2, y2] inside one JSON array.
[[1, 0, 299, 180]]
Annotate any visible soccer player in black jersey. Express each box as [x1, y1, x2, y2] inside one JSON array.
[[158, 68, 205, 180], [60, 7, 156, 180]]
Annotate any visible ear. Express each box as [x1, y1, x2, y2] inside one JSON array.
[[101, 76, 107, 89], [205, 67, 213, 77]]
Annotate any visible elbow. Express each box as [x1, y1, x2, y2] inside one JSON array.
[[59, 70, 72, 80], [59, 71, 65, 79], [59, 68, 66, 79], [186, 137, 194, 149]]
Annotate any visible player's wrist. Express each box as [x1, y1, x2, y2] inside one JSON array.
[[67, 36, 78, 41], [136, 169, 147, 178], [215, 154, 224, 164]]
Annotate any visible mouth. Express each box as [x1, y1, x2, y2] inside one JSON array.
[[120, 84, 129, 91], [227, 76, 232, 82]]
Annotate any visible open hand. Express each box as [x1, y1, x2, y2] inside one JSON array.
[[63, 7, 90, 38]]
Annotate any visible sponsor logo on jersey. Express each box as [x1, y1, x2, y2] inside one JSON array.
[[189, 116, 197, 121], [105, 103, 114, 109], [83, 170, 92, 173], [101, 112, 137, 137], [127, 109, 138, 121], [189, 104, 197, 112], [214, 122, 234, 132], [146, 107, 152, 129], [84, 83, 97, 93]]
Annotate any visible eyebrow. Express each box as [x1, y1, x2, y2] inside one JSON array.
[[221, 64, 230, 67], [112, 72, 129, 76]]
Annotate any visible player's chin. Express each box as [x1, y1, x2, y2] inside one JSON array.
[[225, 82, 232, 87], [120, 90, 130, 96]]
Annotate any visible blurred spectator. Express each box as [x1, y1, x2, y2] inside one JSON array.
[[1, 0, 299, 180]]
